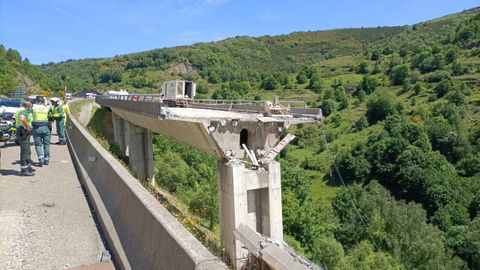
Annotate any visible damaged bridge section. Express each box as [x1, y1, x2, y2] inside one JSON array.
[[96, 95, 322, 269]]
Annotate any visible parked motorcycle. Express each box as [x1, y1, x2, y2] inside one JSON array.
[[0, 116, 18, 146]]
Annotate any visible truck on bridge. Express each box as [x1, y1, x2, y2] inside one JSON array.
[[160, 80, 196, 107]]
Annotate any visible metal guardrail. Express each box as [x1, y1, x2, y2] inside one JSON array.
[[96, 94, 307, 108], [96, 94, 162, 103]]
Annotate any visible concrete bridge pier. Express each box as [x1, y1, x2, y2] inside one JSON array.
[[111, 113, 126, 155], [112, 112, 154, 182], [218, 160, 283, 269], [122, 121, 155, 182]]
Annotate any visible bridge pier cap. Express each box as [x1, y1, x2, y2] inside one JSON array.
[[96, 95, 321, 268]]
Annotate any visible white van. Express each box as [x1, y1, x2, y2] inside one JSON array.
[[85, 93, 96, 99]]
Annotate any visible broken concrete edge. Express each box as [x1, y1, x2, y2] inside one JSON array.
[[66, 112, 227, 270], [235, 223, 322, 270]]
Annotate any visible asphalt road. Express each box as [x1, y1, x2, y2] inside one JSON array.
[[0, 129, 107, 269]]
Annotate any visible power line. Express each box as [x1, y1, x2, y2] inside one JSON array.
[[319, 128, 381, 253]]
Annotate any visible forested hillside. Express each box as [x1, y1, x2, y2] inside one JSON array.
[[47, 7, 480, 269], [0, 45, 52, 96]]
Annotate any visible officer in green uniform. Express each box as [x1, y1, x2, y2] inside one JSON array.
[[62, 98, 70, 126], [32, 96, 51, 166], [50, 98, 66, 145], [17, 101, 35, 176]]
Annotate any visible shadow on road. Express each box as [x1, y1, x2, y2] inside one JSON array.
[[0, 169, 19, 176]]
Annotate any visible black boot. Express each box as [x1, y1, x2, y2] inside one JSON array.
[[27, 166, 36, 172], [20, 170, 34, 176]]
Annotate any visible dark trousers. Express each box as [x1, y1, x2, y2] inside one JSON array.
[[17, 127, 32, 170], [55, 117, 66, 143]]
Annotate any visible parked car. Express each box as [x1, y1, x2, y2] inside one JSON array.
[[0, 99, 22, 115]]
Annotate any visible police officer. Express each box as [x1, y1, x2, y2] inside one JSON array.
[[17, 101, 35, 176], [62, 97, 70, 126], [32, 96, 51, 166], [50, 98, 66, 145]]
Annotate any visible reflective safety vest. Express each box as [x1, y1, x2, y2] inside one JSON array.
[[52, 105, 63, 118], [62, 104, 69, 115], [16, 108, 32, 127], [28, 109, 33, 126], [32, 104, 49, 121], [15, 108, 24, 127]]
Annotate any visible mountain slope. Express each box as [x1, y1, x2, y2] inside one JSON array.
[[0, 45, 52, 97]]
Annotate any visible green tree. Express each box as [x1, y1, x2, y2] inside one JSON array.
[[456, 156, 480, 177], [426, 116, 471, 163], [154, 151, 190, 192], [359, 75, 379, 94], [366, 91, 399, 123], [389, 64, 410, 85], [311, 236, 345, 270], [447, 90, 466, 106], [355, 116, 369, 131], [196, 84, 209, 94], [296, 70, 308, 84], [461, 217, 480, 269], [334, 182, 465, 270], [357, 89, 367, 102], [357, 61, 369, 74], [344, 241, 404, 270], [435, 78, 455, 98], [336, 153, 371, 183], [432, 202, 470, 231], [262, 75, 278, 90], [322, 99, 336, 116], [308, 72, 325, 93], [413, 83, 424, 95]]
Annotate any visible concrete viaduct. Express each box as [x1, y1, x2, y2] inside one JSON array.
[[2, 97, 321, 269]]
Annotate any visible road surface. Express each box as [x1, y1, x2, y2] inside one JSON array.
[[0, 131, 111, 269]]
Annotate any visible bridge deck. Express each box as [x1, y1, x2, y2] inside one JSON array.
[[0, 133, 108, 269]]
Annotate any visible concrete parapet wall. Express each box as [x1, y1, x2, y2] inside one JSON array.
[[65, 113, 226, 270]]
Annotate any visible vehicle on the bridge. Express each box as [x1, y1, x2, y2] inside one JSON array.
[[107, 89, 128, 96], [85, 93, 97, 99], [161, 80, 196, 107]]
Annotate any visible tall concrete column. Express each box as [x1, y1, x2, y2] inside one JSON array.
[[126, 121, 154, 182], [111, 113, 126, 155], [218, 160, 283, 269], [265, 161, 283, 241]]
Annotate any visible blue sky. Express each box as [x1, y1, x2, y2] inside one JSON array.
[[0, 0, 478, 64]]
